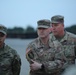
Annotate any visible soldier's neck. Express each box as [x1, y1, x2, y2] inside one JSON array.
[[40, 36, 49, 45], [55, 32, 65, 41]]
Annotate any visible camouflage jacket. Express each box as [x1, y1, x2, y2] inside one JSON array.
[[26, 37, 68, 75], [0, 44, 21, 75], [50, 31, 76, 69]]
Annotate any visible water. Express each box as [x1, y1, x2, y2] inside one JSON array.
[[62, 65, 76, 75], [5, 38, 34, 75]]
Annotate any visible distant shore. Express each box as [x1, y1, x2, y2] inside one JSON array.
[[7, 33, 38, 39]]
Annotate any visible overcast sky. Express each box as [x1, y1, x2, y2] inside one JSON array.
[[0, 0, 76, 29]]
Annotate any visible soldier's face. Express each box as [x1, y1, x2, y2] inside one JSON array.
[[0, 32, 6, 47], [37, 28, 50, 38], [51, 23, 64, 37]]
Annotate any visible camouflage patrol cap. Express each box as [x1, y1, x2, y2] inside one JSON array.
[[37, 19, 51, 28], [0, 24, 7, 35], [51, 15, 64, 23]]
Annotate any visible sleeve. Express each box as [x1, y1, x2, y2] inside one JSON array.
[[72, 35, 76, 58], [12, 50, 21, 75], [26, 44, 36, 64], [41, 49, 67, 74], [72, 37, 76, 58], [74, 40, 76, 58]]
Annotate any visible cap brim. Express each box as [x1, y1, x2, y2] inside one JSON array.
[[0, 30, 6, 35], [38, 26, 49, 28], [51, 21, 59, 23], [38, 25, 49, 28]]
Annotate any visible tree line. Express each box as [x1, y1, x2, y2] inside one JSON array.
[[7, 26, 38, 39], [7, 24, 76, 39]]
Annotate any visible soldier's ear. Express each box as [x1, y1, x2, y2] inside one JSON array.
[[48, 28, 51, 33], [48, 28, 52, 33], [4, 34, 7, 39]]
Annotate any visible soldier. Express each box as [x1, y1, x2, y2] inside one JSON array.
[[0, 24, 21, 75], [50, 15, 76, 74], [26, 19, 67, 75]]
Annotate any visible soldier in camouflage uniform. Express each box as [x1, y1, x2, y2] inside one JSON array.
[[50, 15, 76, 74], [26, 19, 68, 75], [0, 24, 21, 75]]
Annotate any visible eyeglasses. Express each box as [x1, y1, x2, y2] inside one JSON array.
[[0, 33, 5, 37]]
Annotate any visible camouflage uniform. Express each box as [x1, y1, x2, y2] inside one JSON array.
[[26, 37, 68, 75], [0, 44, 21, 75], [0, 24, 21, 75], [50, 31, 76, 69], [26, 19, 76, 75], [26, 19, 68, 75], [50, 15, 76, 74]]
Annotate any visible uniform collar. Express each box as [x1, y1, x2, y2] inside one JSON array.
[[0, 43, 5, 51], [37, 37, 52, 48], [51, 31, 68, 43], [60, 31, 68, 42]]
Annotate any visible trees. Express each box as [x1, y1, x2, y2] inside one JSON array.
[[7, 24, 76, 38], [7, 25, 37, 39], [65, 24, 76, 34]]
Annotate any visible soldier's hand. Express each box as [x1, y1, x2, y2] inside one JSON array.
[[30, 60, 42, 71]]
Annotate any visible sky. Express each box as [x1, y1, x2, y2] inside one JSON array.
[[0, 0, 76, 29]]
